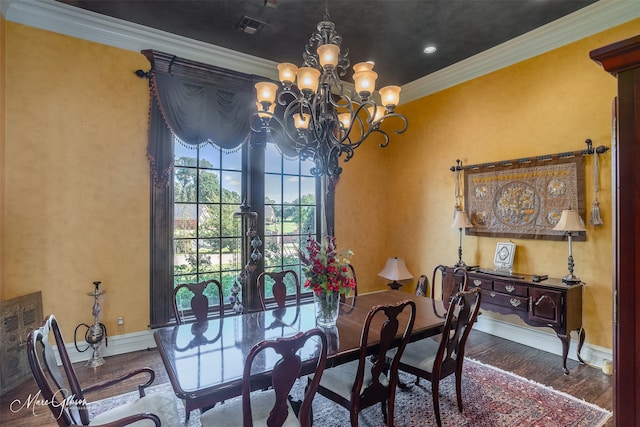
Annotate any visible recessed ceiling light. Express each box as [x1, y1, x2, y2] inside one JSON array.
[[423, 45, 437, 54]]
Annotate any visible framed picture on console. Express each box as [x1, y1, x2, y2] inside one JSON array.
[[493, 242, 516, 272]]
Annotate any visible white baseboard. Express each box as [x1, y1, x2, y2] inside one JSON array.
[[57, 330, 156, 365], [473, 315, 612, 370]]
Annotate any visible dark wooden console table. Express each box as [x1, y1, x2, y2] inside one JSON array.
[[467, 270, 585, 374]]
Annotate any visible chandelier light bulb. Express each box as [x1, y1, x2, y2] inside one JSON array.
[[255, 82, 278, 105], [353, 61, 375, 72], [256, 101, 275, 118], [277, 63, 298, 86], [338, 112, 352, 129], [317, 44, 340, 69], [297, 67, 321, 92], [294, 112, 311, 129], [379, 85, 401, 109], [353, 69, 378, 99], [367, 105, 385, 123]]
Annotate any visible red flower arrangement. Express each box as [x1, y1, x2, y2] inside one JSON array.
[[299, 234, 356, 297]]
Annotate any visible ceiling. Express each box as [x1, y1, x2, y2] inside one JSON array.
[[55, 0, 599, 88]]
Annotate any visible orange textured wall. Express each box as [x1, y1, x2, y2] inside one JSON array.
[[3, 22, 151, 339], [336, 19, 640, 349]]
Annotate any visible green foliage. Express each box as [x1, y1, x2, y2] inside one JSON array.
[[173, 152, 317, 305]]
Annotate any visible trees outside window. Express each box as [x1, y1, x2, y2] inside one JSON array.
[[172, 139, 319, 318]]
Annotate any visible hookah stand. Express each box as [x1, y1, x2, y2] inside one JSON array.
[[85, 281, 107, 367]]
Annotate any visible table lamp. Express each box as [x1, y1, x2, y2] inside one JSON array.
[[451, 210, 473, 267], [552, 209, 586, 284], [378, 257, 414, 290]]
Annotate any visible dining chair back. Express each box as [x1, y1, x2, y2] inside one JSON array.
[[173, 279, 224, 324], [431, 265, 469, 317], [27, 314, 178, 426], [199, 328, 328, 427], [257, 269, 301, 310], [392, 288, 482, 427], [315, 299, 416, 426]]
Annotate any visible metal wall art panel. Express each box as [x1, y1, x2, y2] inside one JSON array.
[[464, 156, 585, 241]]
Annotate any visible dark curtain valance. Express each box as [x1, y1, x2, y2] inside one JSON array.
[[151, 72, 253, 149], [143, 49, 299, 183], [143, 49, 259, 187], [151, 52, 255, 149]]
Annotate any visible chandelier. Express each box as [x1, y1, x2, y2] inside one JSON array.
[[251, 11, 409, 177]]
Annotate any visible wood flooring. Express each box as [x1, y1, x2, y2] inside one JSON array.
[[0, 330, 612, 426]]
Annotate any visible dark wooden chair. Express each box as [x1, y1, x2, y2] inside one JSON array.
[[257, 269, 301, 310], [431, 265, 469, 317], [27, 314, 179, 427], [199, 328, 328, 427], [388, 288, 482, 427], [173, 278, 224, 324], [314, 300, 417, 426]]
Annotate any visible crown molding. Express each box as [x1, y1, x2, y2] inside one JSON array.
[[5, 0, 640, 103]]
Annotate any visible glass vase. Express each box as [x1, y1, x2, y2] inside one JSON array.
[[314, 290, 340, 327]]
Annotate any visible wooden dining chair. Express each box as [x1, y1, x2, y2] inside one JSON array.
[[199, 328, 328, 427], [387, 288, 482, 427], [431, 265, 469, 317], [257, 269, 301, 310], [27, 314, 179, 427], [313, 299, 416, 426], [173, 278, 224, 324]]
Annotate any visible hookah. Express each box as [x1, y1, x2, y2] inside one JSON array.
[[74, 281, 108, 367]]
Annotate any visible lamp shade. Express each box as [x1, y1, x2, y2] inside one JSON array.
[[256, 101, 275, 118], [317, 43, 340, 68], [353, 70, 378, 96], [379, 85, 401, 108], [255, 82, 278, 105], [338, 112, 352, 129], [293, 112, 310, 129], [277, 63, 298, 85], [296, 67, 321, 92], [451, 210, 473, 229], [378, 257, 414, 281], [553, 210, 586, 232], [367, 106, 385, 123], [353, 61, 375, 73]]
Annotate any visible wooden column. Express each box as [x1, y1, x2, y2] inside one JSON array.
[[590, 34, 640, 426]]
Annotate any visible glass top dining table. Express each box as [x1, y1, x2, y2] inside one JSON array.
[[153, 290, 446, 416]]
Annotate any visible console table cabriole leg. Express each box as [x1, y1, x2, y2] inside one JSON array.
[[576, 328, 586, 364], [557, 333, 570, 375]]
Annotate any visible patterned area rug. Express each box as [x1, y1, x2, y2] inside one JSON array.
[[88, 358, 611, 426]]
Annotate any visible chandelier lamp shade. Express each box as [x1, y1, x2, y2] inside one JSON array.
[[251, 10, 409, 177], [552, 209, 586, 284]]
